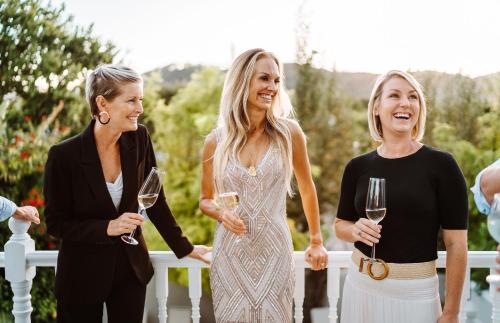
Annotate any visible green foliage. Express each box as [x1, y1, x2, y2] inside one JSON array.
[[145, 67, 223, 245], [143, 67, 223, 291], [1, 0, 114, 320], [290, 37, 355, 233]]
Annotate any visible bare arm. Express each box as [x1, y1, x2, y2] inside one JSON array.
[[289, 121, 328, 270], [438, 229, 468, 323], [199, 132, 246, 235], [199, 133, 223, 221], [481, 165, 500, 204]]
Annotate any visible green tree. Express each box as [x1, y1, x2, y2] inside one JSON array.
[[291, 16, 356, 322], [428, 73, 499, 287], [142, 67, 224, 289], [0, 0, 114, 321]]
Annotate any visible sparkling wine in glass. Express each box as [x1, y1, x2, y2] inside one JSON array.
[[216, 191, 246, 243], [122, 167, 165, 245], [366, 177, 386, 262], [216, 192, 240, 212]]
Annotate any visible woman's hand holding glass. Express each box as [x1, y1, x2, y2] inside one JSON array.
[[352, 218, 381, 247], [107, 212, 144, 236], [216, 191, 246, 236], [219, 209, 247, 236]]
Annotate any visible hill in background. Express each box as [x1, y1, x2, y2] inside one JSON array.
[[144, 64, 500, 101]]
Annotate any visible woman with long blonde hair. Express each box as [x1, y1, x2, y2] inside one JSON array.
[[200, 48, 328, 322]]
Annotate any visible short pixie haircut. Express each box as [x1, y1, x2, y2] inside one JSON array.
[[367, 70, 427, 142], [85, 64, 142, 117]]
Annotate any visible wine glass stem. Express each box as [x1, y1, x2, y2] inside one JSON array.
[[128, 207, 145, 239], [371, 243, 376, 261]]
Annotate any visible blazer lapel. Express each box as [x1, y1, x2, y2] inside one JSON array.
[[80, 120, 119, 218], [118, 131, 138, 214]]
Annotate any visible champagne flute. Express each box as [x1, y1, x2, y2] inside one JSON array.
[[487, 194, 500, 285], [121, 167, 166, 245], [365, 177, 386, 263], [216, 192, 245, 243]]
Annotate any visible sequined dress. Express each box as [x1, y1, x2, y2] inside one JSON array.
[[210, 137, 294, 323]]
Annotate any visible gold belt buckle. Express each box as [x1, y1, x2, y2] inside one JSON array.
[[366, 258, 389, 280]]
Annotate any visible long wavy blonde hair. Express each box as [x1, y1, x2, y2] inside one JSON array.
[[213, 48, 295, 196]]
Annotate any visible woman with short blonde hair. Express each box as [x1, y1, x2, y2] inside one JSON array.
[[45, 64, 209, 323], [335, 70, 468, 323]]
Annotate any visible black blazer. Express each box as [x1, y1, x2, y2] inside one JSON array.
[[44, 120, 193, 304]]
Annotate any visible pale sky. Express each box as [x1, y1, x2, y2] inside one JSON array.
[[54, 0, 500, 77]]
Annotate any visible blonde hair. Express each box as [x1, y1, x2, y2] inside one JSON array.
[[85, 64, 142, 117], [367, 70, 427, 142], [213, 48, 295, 196]]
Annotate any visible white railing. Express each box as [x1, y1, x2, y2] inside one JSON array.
[[1, 217, 499, 323]]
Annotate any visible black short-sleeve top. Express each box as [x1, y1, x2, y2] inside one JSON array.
[[336, 145, 468, 263]]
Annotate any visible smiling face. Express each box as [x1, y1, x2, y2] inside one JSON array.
[[375, 77, 420, 139], [246, 56, 281, 112], [98, 81, 144, 132]]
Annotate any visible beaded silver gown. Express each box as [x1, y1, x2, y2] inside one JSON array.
[[210, 138, 294, 323]]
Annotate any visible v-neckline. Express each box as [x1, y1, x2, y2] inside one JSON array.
[[236, 142, 273, 174], [106, 171, 123, 186]]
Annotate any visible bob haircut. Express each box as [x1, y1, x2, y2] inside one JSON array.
[[367, 70, 426, 142]]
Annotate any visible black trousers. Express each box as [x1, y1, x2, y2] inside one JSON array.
[[56, 246, 146, 323]]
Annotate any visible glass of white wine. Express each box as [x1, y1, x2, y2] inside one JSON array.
[[487, 194, 500, 285], [365, 177, 386, 263], [121, 167, 166, 245], [216, 191, 246, 243]]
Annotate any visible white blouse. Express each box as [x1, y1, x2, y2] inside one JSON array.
[[106, 172, 123, 210]]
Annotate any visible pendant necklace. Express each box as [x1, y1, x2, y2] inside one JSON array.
[[247, 151, 258, 176], [248, 164, 257, 177], [246, 129, 266, 177]]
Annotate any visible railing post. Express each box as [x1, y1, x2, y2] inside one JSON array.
[[487, 271, 500, 323], [327, 266, 340, 323], [294, 265, 305, 323], [154, 263, 168, 323], [4, 218, 36, 323], [188, 267, 202, 323]]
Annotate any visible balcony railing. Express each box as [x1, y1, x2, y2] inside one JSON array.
[[1, 217, 499, 323]]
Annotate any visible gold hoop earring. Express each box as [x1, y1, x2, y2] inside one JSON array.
[[97, 111, 110, 125]]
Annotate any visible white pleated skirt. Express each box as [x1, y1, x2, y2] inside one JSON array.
[[340, 259, 442, 323]]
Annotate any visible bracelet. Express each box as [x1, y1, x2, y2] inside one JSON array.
[[310, 237, 324, 246]]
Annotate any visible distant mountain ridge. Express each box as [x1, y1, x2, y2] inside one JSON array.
[[144, 64, 500, 100]]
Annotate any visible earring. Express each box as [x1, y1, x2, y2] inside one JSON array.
[[97, 111, 110, 125]]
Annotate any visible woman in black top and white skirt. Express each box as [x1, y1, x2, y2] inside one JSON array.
[[335, 70, 468, 323]]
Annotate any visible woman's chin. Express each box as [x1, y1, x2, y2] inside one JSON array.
[[121, 123, 138, 132]]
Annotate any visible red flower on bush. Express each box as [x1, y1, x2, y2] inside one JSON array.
[[20, 150, 30, 159], [22, 188, 45, 207]]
